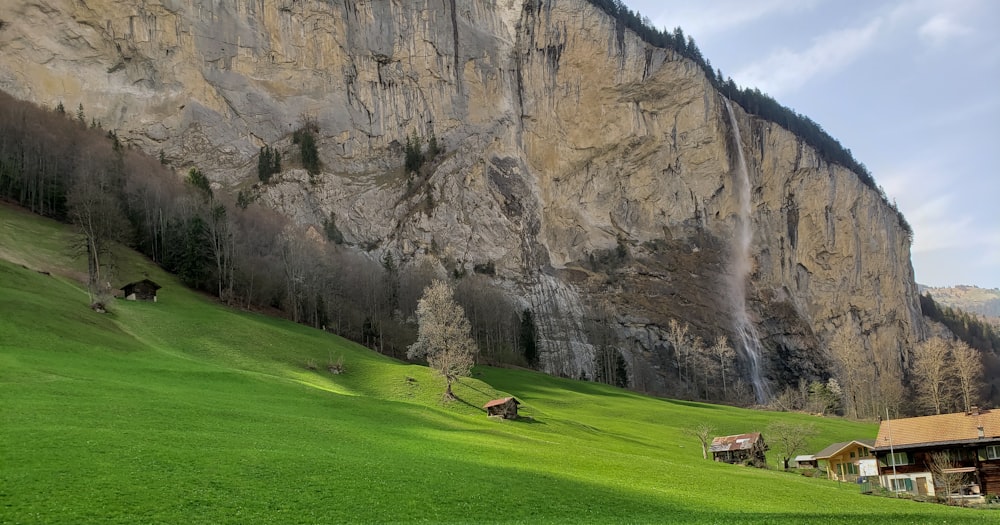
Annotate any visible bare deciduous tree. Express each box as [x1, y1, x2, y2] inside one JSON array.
[[455, 275, 519, 365], [711, 335, 735, 400], [407, 280, 478, 399], [929, 451, 968, 501], [588, 300, 628, 388], [689, 336, 714, 400], [666, 319, 690, 383], [829, 328, 868, 418], [67, 147, 128, 306], [767, 421, 817, 470], [399, 255, 443, 320], [912, 337, 951, 415], [686, 424, 715, 460], [951, 340, 983, 413]]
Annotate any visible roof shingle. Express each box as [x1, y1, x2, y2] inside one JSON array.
[[483, 397, 517, 409], [813, 439, 875, 459], [709, 432, 762, 453], [874, 409, 1000, 450]]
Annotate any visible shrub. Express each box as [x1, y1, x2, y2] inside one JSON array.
[[258, 145, 281, 183], [327, 355, 345, 374], [473, 261, 495, 275], [293, 127, 320, 176]]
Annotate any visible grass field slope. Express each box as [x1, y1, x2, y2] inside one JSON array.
[[0, 203, 988, 524]]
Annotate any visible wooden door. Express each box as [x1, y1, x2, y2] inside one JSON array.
[[916, 477, 928, 495]]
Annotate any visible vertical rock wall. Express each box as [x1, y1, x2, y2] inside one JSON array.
[[0, 0, 924, 395]]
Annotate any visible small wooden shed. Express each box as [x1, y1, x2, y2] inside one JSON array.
[[709, 432, 768, 466], [120, 279, 161, 302], [483, 397, 520, 419], [793, 454, 818, 469]]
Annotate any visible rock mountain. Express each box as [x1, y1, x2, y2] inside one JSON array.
[[0, 0, 924, 398]]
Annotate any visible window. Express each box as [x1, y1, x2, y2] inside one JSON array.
[[859, 447, 870, 457], [887, 452, 911, 466], [987, 445, 1000, 460], [850, 451, 856, 458], [891, 478, 914, 492], [844, 462, 858, 475]]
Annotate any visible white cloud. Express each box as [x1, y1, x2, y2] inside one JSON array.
[[731, 18, 882, 96], [917, 15, 972, 46], [883, 166, 1000, 261], [888, 0, 981, 48], [904, 195, 974, 254], [978, 232, 1000, 266]]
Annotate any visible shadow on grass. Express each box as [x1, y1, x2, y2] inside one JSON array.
[[459, 378, 496, 399], [479, 365, 739, 413], [449, 393, 484, 414]]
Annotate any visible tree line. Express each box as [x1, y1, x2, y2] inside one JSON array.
[[637, 318, 751, 405], [920, 292, 1000, 406], [910, 336, 984, 415], [582, 0, 912, 238], [0, 91, 539, 368], [772, 328, 985, 419], [920, 292, 1000, 355]]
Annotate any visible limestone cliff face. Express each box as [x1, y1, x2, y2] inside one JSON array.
[[0, 0, 925, 395]]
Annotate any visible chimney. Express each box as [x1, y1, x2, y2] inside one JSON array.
[[979, 426, 986, 439], [971, 406, 980, 416]]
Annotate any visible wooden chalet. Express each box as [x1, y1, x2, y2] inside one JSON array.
[[813, 440, 876, 482], [120, 279, 161, 302], [483, 397, 520, 419], [709, 432, 768, 466], [873, 407, 1000, 500]]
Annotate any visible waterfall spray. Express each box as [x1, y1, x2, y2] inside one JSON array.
[[723, 99, 771, 404]]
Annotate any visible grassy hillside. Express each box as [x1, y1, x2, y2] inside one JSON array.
[[0, 203, 988, 524]]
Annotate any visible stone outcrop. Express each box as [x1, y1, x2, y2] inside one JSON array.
[[0, 0, 925, 396]]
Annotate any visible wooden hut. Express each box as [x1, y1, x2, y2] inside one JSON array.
[[710, 432, 768, 466], [793, 454, 819, 469], [120, 279, 161, 302], [483, 397, 520, 419]]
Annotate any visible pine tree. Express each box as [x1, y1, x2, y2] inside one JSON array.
[[258, 146, 272, 183], [405, 130, 424, 173]]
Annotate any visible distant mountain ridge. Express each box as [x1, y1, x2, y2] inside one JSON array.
[[919, 284, 1000, 319]]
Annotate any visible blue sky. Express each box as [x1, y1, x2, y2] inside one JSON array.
[[623, 0, 1000, 289]]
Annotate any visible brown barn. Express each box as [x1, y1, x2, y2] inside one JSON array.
[[710, 432, 768, 466], [120, 279, 161, 302], [483, 397, 520, 419]]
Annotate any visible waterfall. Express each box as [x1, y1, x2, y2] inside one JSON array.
[[723, 99, 771, 404]]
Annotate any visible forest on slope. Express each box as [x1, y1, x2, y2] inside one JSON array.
[[0, 91, 537, 369]]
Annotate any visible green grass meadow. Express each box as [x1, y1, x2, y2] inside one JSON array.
[[0, 203, 988, 523]]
